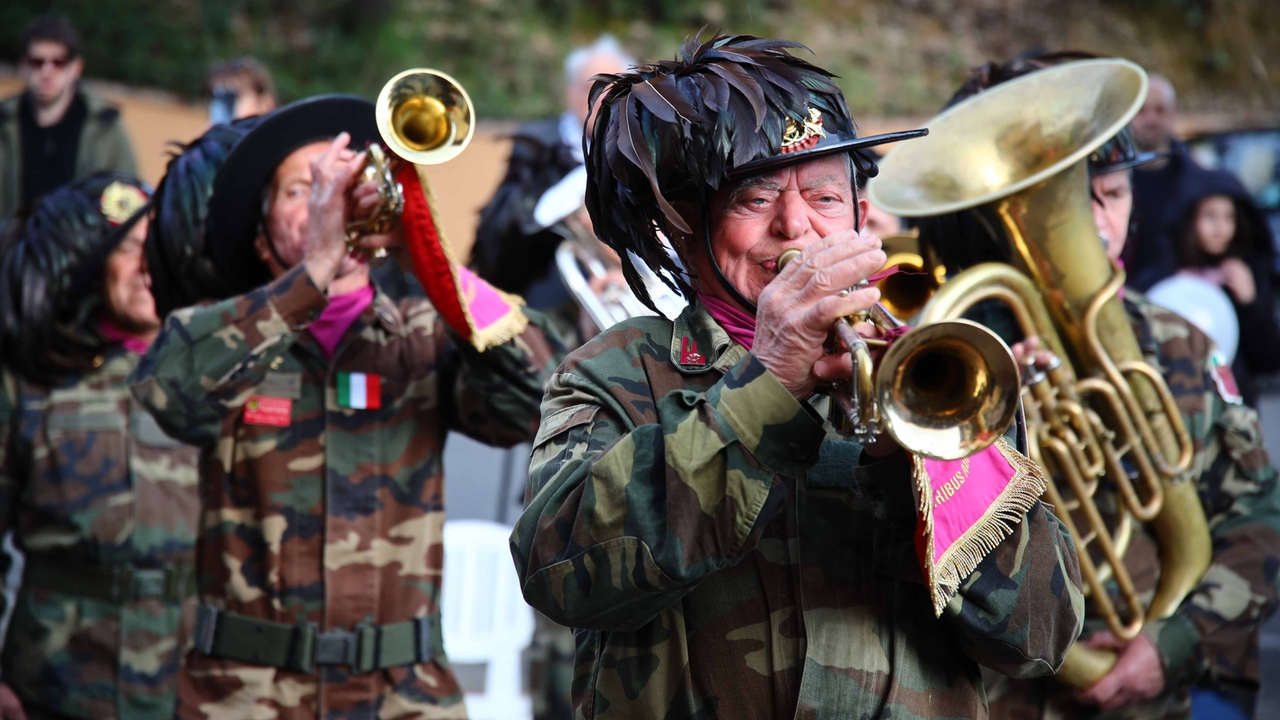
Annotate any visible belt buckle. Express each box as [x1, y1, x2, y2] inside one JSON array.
[[193, 606, 220, 655], [131, 568, 166, 599]]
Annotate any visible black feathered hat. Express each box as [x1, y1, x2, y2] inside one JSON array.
[[147, 116, 262, 318], [584, 33, 926, 313], [204, 95, 379, 298], [0, 173, 151, 385]]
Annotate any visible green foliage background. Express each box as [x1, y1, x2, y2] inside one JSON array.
[[1, 0, 1276, 119]]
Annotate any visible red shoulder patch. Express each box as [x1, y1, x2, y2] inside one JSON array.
[[679, 337, 706, 366]]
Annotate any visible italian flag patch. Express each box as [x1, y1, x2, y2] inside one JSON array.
[[337, 372, 381, 410]]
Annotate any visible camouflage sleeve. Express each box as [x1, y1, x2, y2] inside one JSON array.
[[129, 266, 327, 447], [944, 500, 1085, 678], [511, 353, 823, 631], [1143, 368, 1280, 689], [438, 307, 567, 448], [942, 413, 1086, 678]]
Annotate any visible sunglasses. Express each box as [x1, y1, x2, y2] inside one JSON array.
[[24, 55, 71, 70]]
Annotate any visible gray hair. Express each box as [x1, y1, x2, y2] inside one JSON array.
[[564, 35, 637, 88]]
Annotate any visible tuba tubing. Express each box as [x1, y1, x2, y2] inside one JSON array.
[[875, 58, 1210, 689]]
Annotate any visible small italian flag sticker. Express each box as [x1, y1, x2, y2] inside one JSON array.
[[337, 372, 381, 410]]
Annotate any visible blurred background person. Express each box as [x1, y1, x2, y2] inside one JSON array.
[[204, 56, 276, 126], [1171, 167, 1280, 409], [471, 34, 635, 348], [472, 37, 636, 720], [0, 174, 199, 720], [1126, 73, 1205, 292], [0, 15, 137, 218]]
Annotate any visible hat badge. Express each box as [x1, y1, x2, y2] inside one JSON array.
[[100, 182, 147, 226], [781, 108, 826, 154]]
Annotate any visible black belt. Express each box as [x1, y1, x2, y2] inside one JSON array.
[[193, 605, 442, 674], [24, 557, 195, 604]]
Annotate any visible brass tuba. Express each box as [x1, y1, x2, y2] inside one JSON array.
[[869, 59, 1210, 688], [346, 69, 475, 256]]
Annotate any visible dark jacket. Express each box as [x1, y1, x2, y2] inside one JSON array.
[[1170, 167, 1280, 408], [0, 90, 138, 218], [471, 117, 580, 302], [1128, 139, 1202, 292]]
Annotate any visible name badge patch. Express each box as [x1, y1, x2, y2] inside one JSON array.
[[243, 396, 293, 427]]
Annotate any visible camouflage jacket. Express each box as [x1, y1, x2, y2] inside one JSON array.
[[0, 349, 200, 720], [512, 300, 1086, 719], [986, 293, 1280, 720], [129, 266, 564, 720]]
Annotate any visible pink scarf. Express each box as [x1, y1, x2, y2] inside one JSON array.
[[699, 293, 757, 350], [308, 285, 375, 359], [98, 315, 153, 355], [698, 264, 910, 352]]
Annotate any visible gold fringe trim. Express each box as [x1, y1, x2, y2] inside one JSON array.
[[914, 437, 1049, 617], [415, 165, 530, 351]]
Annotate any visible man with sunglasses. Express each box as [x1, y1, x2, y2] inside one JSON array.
[[0, 15, 138, 218]]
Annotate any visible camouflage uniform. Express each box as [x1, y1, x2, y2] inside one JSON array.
[[512, 301, 1087, 719], [129, 265, 564, 719], [985, 294, 1280, 719], [0, 349, 200, 720]]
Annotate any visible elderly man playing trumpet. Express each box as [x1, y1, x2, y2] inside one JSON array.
[[511, 34, 1085, 719]]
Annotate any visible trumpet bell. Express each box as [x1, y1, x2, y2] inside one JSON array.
[[376, 69, 474, 165], [878, 319, 1020, 460]]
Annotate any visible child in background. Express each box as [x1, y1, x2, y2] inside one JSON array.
[[1174, 167, 1280, 407]]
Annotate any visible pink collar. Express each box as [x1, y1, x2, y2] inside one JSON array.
[[308, 285, 375, 359], [699, 293, 757, 350], [98, 315, 153, 355]]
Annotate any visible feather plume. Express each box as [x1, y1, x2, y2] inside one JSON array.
[[147, 116, 261, 318], [584, 31, 855, 313], [0, 174, 149, 385]]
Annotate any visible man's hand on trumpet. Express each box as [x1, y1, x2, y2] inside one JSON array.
[[753, 228, 885, 401], [349, 153, 411, 270]]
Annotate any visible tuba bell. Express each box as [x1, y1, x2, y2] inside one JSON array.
[[869, 58, 1210, 688], [346, 69, 475, 256]]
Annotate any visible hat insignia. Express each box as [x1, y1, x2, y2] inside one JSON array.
[[100, 182, 147, 226], [781, 108, 826, 154]]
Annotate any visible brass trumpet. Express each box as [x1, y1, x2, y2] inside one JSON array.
[[346, 69, 475, 258], [869, 58, 1208, 688], [776, 249, 1020, 461]]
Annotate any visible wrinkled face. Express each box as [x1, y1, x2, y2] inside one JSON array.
[[699, 154, 864, 305], [1194, 195, 1236, 257], [254, 141, 363, 279], [102, 217, 159, 332], [1091, 170, 1133, 261], [1130, 81, 1175, 153], [21, 40, 83, 107]]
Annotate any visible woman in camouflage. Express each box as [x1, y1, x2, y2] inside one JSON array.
[[0, 173, 200, 720]]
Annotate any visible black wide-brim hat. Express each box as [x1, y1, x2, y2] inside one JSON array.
[[727, 128, 929, 181], [205, 95, 379, 293]]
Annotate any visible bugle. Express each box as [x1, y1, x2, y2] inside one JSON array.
[[346, 69, 475, 258], [775, 249, 1020, 461]]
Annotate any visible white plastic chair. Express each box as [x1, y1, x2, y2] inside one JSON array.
[[442, 520, 535, 719]]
